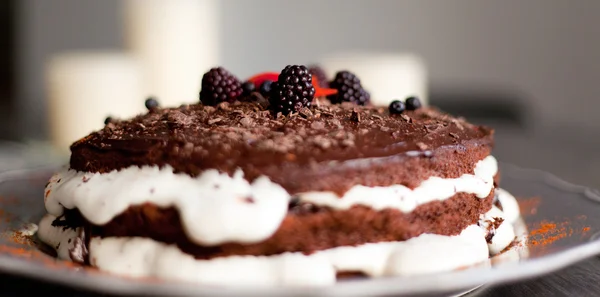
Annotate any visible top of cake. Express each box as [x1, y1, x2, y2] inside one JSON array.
[[69, 65, 494, 194]]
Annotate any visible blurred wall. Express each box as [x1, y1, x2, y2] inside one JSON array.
[[15, 0, 600, 140], [15, 0, 122, 140]]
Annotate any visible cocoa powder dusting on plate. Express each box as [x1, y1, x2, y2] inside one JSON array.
[[518, 196, 541, 216], [528, 216, 590, 246]]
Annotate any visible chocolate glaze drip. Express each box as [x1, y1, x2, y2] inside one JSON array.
[[51, 209, 89, 264], [51, 208, 86, 231], [485, 217, 505, 243], [69, 101, 494, 194]]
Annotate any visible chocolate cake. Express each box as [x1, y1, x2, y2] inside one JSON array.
[[37, 65, 521, 286]]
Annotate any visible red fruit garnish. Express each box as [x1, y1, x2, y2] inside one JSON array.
[[246, 71, 337, 98], [246, 72, 279, 88], [315, 88, 338, 97], [312, 76, 338, 97]]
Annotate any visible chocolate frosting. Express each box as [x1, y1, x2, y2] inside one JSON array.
[[70, 99, 494, 194]]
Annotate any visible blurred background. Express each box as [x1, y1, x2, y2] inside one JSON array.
[[0, 0, 599, 188]]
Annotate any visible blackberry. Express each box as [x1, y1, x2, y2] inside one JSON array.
[[259, 80, 273, 96], [389, 100, 405, 114], [328, 71, 370, 105], [269, 65, 315, 115], [241, 81, 256, 96], [199, 67, 243, 106], [104, 116, 113, 125], [145, 96, 160, 110], [405, 96, 422, 110], [308, 65, 329, 88]]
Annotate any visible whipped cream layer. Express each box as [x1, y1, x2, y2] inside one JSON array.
[[37, 190, 519, 286], [37, 214, 79, 260], [45, 168, 290, 245], [38, 220, 492, 286], [297, 155, 497, 212], [37, 186, 519, 286], [88, 225, 490, 286], [44, 156, 498, 246], [480, 206, 516, 255]]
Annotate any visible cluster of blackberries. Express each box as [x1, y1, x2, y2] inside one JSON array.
[[198, 64, 422, 116], [108, 66, 422, 125], [199, 65, 316, 115]]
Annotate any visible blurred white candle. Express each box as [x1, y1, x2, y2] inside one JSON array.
[[318, 52, 428, 107], [124, 0, 219, 107], [46, 52, 145, 154]]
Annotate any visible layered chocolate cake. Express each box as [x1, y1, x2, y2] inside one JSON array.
[[37, 65, 520, 285]]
